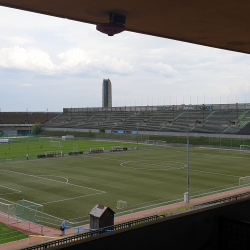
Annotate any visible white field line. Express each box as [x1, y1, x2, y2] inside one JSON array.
[[0, 169, 106, 205], [0, 169, 105, 193], [120, 160, 187, 171], [204, 153, 247, 159], [0, 184, 21, 196], [0, 197, 16, 204], [188, 169, 240, 178], [36, 175, 69, 183], [42, 193, 104, 205]]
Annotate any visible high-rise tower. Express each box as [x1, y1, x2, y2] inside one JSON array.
[[102, 79, 112, 108]]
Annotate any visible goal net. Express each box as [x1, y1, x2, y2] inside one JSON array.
[[50, 140, 63, 148], [45, 150, 63, 157], [73, 144, 78, 152], [15, 200, 43, 223], [39, 137, 52, 142], [0, 201, 15, 224], [240, 145, 250, 152], [239, 176, 250, 188], [116, 200, 127, 209], [89, 147, 104, 154], [156, 140, 166, 146], [145, 140, 155, 145], [112, 145, 123, 152]]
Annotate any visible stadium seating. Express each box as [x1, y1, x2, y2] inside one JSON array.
[[42, 109, 250, 135], [0, 112, 60, 125]]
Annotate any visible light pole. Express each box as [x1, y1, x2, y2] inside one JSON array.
[[136, 123, 139, 149], [186, 104, 192, 203]]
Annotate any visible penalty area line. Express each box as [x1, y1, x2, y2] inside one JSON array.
[[41, 192, 105, 205]]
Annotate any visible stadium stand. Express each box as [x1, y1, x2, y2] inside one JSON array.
[[0, 112, 61, 125], [42, 106, 250, 135]]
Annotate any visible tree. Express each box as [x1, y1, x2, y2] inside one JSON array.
[[99, 128, 105, 133], [32, 123, 42, 134]]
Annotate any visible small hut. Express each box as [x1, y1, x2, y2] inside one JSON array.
[[89, 204, 115, 229]]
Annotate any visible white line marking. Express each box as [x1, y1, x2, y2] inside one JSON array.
[[0, 169, 106, 204], [0, 184, 21, 196], [120, 160, 187, 171], [41, 193, 104, 205], [0, 169, 105, 193], [36, 175, 69, 183], [189, 169, 240, 178]]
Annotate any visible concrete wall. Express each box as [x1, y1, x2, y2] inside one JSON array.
[[49, 197, 250, 250], [42, 126, 250, 139]]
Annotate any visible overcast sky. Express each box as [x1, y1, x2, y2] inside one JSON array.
[[0, 6, 250, 112]]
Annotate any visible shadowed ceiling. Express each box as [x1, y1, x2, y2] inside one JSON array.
[[0, 0, 250, 54]]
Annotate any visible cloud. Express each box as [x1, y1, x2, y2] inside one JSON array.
[[0, 46, 55, 73], [142, 62, 178, 76], [88, 56, 134, 75], [0, 35, 33, 45], [0, 46, 134, 76]]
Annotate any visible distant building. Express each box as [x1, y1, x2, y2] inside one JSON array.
[[102, 79, 112, 108]]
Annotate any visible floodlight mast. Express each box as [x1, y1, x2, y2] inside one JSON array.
[[187, 104, 192, 203], [136, 123, 139, 149]]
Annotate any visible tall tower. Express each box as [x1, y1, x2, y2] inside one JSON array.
[[102, 79, 112, 108]]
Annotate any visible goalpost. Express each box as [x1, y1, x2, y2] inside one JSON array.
[[240, 145, 250, 152], [145, 140, 155, 145], [112, 145, 123, 152], [73, 144, 78, 152], [239, 176, 250, 188], [15, 199, 43, 223], [45, 150, 63, 157], [50, 140, 64, 148], [39, 137, 52, 142], [156, 140, 166, 146], [116, 200, 127, 209], [89, 147, 104, 154]]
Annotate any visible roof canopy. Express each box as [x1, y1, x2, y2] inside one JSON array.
[[1, 0, 250, 54]]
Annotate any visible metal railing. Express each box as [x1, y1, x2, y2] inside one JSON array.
[[21, 190, 250, 250], [193, 191, 250, 209], [21, 215, 163, 250], [28, 235, 61, 244]]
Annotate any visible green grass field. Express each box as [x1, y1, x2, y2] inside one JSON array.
[[0, 222, 27, 244], [0, 138, 137, 158], [0, 138, 250, 228]]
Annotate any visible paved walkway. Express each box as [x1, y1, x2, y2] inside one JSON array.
[[1, 186, 250, 250]]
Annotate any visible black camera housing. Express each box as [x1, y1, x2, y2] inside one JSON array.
[[109, 13, 126, 24]]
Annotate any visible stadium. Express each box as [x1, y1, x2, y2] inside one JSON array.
[[1, 1, 250, 250], [1, 102, 250, 249]]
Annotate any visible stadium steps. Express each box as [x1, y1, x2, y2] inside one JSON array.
[[203, 110, 216, 123], [238, 121, 250, 135]]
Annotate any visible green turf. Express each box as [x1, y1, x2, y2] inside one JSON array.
[[0, 138, 137, 158], [0, 145, 250, 228], [0, 222, 28, 244]]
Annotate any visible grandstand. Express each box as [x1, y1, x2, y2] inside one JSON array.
[[42, 104, 250, 135], [1, 104, 250, 135], [0, 112, 61, 125], [0, 112, 61, 136]]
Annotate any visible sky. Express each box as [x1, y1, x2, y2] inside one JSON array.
[[0, 6, 250, 112]]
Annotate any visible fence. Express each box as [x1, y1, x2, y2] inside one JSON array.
[[20, 189, 250, 250], [0, 132, 36, 138], [21, 215, 163, 250], [0, 217, 43, 245], [63, 103, 250, 113]]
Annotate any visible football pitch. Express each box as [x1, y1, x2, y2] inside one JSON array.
[[0, 140, 250, 228], [0, 137, 137, 158]]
